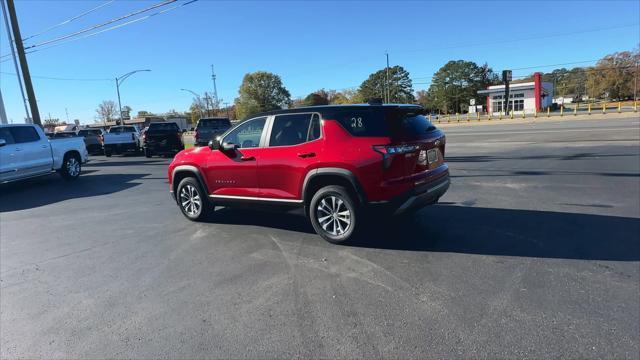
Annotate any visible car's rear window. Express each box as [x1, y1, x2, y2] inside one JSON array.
[[148, 123, 179, 132], [198, 118, 231, 129], [78, 130, 101, 136], [109, 126, 136, 134], [330, 108, 436, 139]]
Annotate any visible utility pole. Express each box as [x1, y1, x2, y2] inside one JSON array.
[[502, 70, 512, 115], [385, 52, 390, 103], [0, 89, 8, 124], [211, 65, 219, 110], [5, 0, 41, 125], [2, 0, 31, 123], [634, 60, 638, 101]]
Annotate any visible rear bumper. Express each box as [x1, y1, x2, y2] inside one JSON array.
[[145, 143, 183, 153], [369, 170, 450, 215], [104, 143, 138, 152]]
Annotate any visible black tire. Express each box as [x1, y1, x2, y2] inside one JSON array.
[[176, 177, 212, 221], [104, 148, 112, 157], [309, 185, 359, 244], [59, 153, 81, 181], [144, 147, 152, 158]]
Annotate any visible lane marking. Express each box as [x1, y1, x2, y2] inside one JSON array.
[[448, 127, 639, 136]]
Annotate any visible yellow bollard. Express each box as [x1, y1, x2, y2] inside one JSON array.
[[635, 100, 638, 112], [547, 107, 550, 117], [476, 112, 480, 121], [534, 109, 538, 118], [447, 114, 451, 123], [588, 103, 591, 115], [456, 113, 460, 122], [488, 112, 492, 121], [522, 110, 525, 119], [602, 103, 606, 114], [510, 110, 514, 119], [499, 111, 503, 120], [574, 104, 578, 116], [466, 112, 470, 122], [618, 102, 621, 113], [560, 105, 564, 117]]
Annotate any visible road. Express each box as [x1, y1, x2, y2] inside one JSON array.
[[1, 116, 639, 359]]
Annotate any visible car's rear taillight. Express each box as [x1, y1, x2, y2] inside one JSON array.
[[373, 144, 420, 169]]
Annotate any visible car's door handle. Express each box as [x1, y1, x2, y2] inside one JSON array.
[[41, 145, 48, 148], [14, 148, 22, 152], [297, 152, 315, 158], [240, 155, 255, 161]]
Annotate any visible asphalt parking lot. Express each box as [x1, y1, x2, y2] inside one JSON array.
[[1, 116, 639, 358]]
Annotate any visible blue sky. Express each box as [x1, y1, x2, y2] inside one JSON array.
[[1, 0, 638, 124]]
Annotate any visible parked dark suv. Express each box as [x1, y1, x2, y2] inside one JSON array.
[[194, 117, 232, 146], [168, 104, 449, 243], [142, 122, 183, 157]]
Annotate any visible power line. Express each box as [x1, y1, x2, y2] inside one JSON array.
[[0, 0, 197, 62], [22, 0, 114, 42], [24, 0, 178, 50], [0, 71, 112, 82]]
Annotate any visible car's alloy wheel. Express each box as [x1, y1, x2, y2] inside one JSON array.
[[179, 184, 202, 217], [316, 195, 351, 236], [66, 157, 80, 177], [309, 185, 358, 244]]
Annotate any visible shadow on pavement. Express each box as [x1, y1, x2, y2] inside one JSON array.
[[206, 204, 639, 261], [0, 173, 149, 212], [350, 205, 640, 262], [85, 159, 170, 167]]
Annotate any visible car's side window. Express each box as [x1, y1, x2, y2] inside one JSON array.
[[223, 117, 266, 148], [269, 113, 318, 147], [10, 127, 41, 143], [307, 113, 321, 142], [0, 128, 16, 144]]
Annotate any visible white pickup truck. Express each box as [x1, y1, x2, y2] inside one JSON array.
[[101, 125, 141, 157], [0, 124, 88, 183]]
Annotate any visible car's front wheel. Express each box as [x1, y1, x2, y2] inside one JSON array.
[[59, 153, 81, 180], [309, 185, 358, 244], [176, 177, 211, 221], [144, 147, 152, 158]]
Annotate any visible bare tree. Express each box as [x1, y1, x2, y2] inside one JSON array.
[[96, 100, 117, 123]]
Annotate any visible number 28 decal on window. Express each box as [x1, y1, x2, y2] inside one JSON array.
[[350, 117, 363, 128]]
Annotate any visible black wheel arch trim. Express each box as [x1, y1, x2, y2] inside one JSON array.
[[171, 165, 210, 195], [302, 167, 367, 204]]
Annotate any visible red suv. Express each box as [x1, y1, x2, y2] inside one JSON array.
[[168, 104, 449, 243]]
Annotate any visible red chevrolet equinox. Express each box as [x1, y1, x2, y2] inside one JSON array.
[[168, 104, 449, 243]]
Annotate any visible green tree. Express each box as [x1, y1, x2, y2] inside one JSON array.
[[427, 60, 499, 113], [359, 65, 414, 103], [303, 91, 329, 106], [234, 71, 291, 119], [587, 50, 639, 100]]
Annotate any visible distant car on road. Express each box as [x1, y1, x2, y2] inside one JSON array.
[[142, 122, 183, 157], [77, 128, 104, 155], [102, 125, 140, 157], [194, 117, 231, 146], [168, 103, 449, 243], [0, 124, 88, 183]]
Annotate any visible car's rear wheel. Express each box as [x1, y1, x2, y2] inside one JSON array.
[[59, 153, 81, 181], [104, 148, 112, 157], [144, 147, 152, 158], [176, 177, 211, 221], [309, 185, 358, 244]]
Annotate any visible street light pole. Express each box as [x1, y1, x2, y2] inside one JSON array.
[[115, 69, 151, 125], [181, 88, 206, 119]]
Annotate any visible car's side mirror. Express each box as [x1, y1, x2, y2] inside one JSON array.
[[208, 138, 220, 150], [221, 142, 238, 152], [0, 139, 6, 147]]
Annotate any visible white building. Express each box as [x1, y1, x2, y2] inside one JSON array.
[[478, 72, 553, 115]]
